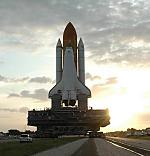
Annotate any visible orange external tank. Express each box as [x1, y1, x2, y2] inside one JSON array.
[[63, 22, 77, 69]]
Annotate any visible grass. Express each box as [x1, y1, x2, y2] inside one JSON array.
[[0, 137, 80, 156], [127, 136, 150, 140]]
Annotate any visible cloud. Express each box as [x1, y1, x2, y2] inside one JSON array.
[[91, 76, 118, 96], [0, 108, 17, 112], [13, 77, 29, 82], [0, 75, 54, 84], [106, 77, 118, 85], [85, 72, 101, 81], [97, 77, 118, 86], [0, 75, 6, 81], [0, 0, 150, 67], [29, 76, 52, 83], [136, 112, 150, 122], [0, 75, 29, 83], [8, 88, 48, 101], [19, 107, 30, 113], [133, 112, 150, 126], [8, 93, 20, 97], [0, 107, 29, 114], [0, 61, 4, 64]]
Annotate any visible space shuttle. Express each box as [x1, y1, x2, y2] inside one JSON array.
[[49, 22, 91, 110]]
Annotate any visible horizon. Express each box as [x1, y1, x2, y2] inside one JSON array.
[[1, 126, 150, 134], [0, 0, 150, 133]]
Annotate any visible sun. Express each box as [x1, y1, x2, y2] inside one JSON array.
[[107, 94, 143, 128], [107, 78, 146, 129], [91, 70, 148, 130]]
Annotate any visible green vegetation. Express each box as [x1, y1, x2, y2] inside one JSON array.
[[127, 136, 150, 140], [0, 137, 80, 156], [105, 131, 127, 137]]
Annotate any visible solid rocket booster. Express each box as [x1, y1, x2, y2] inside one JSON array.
[[56, 39, 62, 83], [78, 38, 85, 84]]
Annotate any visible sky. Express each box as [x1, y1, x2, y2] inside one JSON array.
[[0, 0, 150, 132]]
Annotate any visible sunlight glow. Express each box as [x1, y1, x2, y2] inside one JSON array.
[[91, 69, 150, 130], [129, 40, 150, 48]]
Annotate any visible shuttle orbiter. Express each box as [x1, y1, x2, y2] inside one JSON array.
[[49, 22, 91, 110]]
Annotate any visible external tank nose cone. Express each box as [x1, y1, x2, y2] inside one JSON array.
[[63, 22, 77, 68], [63, 22, 77, 49]]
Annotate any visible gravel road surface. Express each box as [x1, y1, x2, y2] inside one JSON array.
[[108, 137, 150, 150], [72, 138, 98, 156], [33, 138, 141, 156], [95, 138, 138, 156], [33, 138, 88, 156]]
